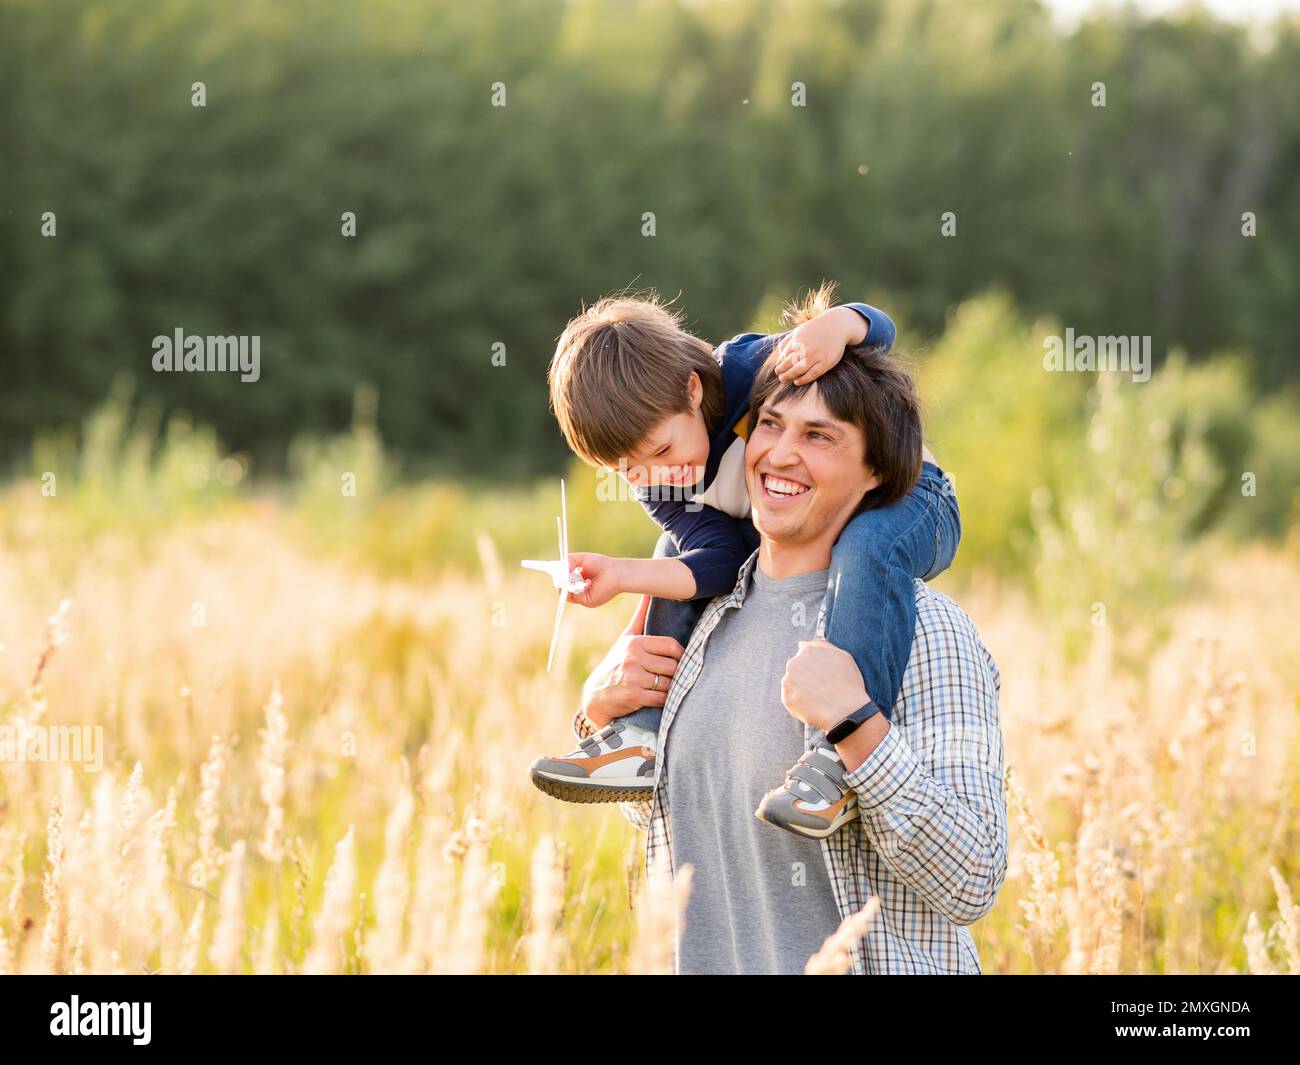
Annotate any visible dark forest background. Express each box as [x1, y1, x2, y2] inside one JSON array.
[[4, 0, 1297, 485]]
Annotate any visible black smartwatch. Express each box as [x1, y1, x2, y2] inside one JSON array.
[[825, 701, 881, 744]]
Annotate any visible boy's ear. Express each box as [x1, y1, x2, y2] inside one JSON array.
[[687, 370, 702, 408]]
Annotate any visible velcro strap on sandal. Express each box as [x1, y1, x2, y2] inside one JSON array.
[[787, 749, 847, 804], [580, 723, 624, 754]]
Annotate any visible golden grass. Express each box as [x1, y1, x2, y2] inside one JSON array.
[[0, 498, 1297, 974]]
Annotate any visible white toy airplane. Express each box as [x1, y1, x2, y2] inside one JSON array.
[[520, 478, 590, 672]]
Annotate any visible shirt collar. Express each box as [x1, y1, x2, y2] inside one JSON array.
[[722, 548, 832, 639], [724, 548, 762, 607]]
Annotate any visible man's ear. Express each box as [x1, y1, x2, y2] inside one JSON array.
[[865, 465, 883, 494]]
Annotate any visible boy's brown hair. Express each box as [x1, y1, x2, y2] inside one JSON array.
[[548, 292, 724, 467], [748, 281, 922, 514]]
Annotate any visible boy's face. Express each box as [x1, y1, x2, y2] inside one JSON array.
[[608, 372, 711, 489]]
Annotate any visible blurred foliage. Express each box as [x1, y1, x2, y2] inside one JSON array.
[[921, 295, 1299, 660], [339, 457, 660, 582], [919, 291, 1089, 572], [14, 296, 1297, 602], [1028, 353, 1300, 663], [1031, 359, 1226, 664], [3, 0, 1300, 480], [27, 375, 247, 524], [289, 382, 395, 546]]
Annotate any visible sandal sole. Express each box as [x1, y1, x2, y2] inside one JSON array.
[[530, 769, 654, 805]]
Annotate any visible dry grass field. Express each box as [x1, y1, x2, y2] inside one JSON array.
[[2, 475, 1297, 974]]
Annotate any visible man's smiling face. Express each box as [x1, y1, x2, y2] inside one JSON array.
[[745, 386, 882, 547]]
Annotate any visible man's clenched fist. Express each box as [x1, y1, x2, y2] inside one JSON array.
[[780, 639, 872, 733]]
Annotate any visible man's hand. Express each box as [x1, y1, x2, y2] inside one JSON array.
[[581, 595, 685, 728], [780, 639, 871, 733], [773, 307, 868, 385]]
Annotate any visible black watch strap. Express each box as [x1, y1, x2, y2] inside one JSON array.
[[825, 701, 881, 744]]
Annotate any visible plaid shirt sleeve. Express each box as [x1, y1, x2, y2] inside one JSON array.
[[840, 588, 1008, 927], [572, 707, 654, 831]]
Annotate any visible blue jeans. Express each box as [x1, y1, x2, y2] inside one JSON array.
[[622, 461, 962, 734]]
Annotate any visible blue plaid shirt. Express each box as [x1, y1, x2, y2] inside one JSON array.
[[573, 549, 1007, 974]]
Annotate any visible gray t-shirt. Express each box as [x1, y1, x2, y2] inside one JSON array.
[[665, 562, 844, 975]]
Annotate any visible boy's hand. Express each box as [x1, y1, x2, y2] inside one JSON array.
[[563, 554, 697, 606], [773, 306, 868, 385], [565, 552, 622, 608]]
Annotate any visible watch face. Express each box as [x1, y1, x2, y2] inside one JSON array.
[[828, 704, 875, 743], [827, 718, 857, 743]]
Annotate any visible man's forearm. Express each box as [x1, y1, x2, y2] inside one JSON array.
[[832, 713, 890, 774], [841, 724, 1008, 926]]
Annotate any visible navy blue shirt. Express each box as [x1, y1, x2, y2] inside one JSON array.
[[633, 302, 896, 599]]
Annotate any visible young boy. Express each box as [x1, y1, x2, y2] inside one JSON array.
[[529, 282, 961, 839]]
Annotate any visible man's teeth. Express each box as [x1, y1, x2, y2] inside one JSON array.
[[764, 475, 809, 496]]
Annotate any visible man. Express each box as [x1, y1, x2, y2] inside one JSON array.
[[570, 346, 1007, 975]]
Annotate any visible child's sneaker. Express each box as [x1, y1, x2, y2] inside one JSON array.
[[529, 718, 657, 803], [754, 743, 858, 838]]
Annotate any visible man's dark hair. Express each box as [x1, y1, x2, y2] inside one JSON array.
[[746, 340, 923, 516]]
